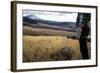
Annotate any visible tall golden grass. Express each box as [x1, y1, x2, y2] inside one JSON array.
[[23, 35, 84, 62]]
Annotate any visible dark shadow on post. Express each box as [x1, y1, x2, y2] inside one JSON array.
[[76, 13, 91, 59]]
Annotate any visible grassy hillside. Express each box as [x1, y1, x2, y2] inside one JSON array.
[[23, 26, 76, 36], [23, 35, 83, 62]]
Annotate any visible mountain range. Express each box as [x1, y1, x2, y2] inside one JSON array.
[[23, 15, 77, 32]]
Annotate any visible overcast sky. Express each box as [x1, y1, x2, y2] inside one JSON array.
[[23, 10, 78, 22]]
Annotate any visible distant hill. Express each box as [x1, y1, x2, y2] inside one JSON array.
[[23, 15, 76, 28]]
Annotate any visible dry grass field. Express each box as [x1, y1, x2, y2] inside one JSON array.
[[23, 35, 86, 62], [23, 26, 91, 62]]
